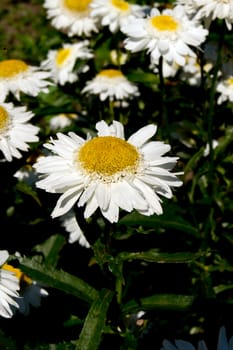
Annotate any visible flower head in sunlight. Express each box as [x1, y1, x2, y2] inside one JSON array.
[[216, 76, 233, 104], [41, 41, 93, 85], [34, 120, 182, 223], [0, 59, 52, 101], [60, 210, 91, 247], [43, 0, 100, 37], [161, 326, 233, 350], [48, 113, 79, 130], [2, 264, 48, 316], [90, 0, 144, 33], [179, 55, 213, 86], [0, 102, 39, 162], [82, 69, 140, 101], [0, 250, 20, 319], [121, 5, 208, 67]]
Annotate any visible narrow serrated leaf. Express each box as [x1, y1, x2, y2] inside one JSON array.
[[75, 289, 114, 350], [19, 258, 98, 304], [117, 250, 201, 264], [122, 294, 194, 314]]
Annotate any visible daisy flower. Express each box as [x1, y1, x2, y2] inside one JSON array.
[[216, 75, 233, 104], [60, 209, 91, 247], [90, 0, 144, 33], [41, 41, 93, 85], [179, 56, 213, 86], [2, 264, 48, 316], [161, 326, 233, 350], [0, 250, 20, 319], [34, 120, 182, 223], [43, 0, 100, 37], [176, 0, 233, 30], [0, 101, 39, 162], [48, 113, 79, 130], [121, 5, 208, 67], [82, 68, 140, 101], [0, 59, 52, 100]]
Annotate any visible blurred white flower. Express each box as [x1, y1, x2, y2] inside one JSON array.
[[121, 5, 208, 67], [48, 113, 79, 130], [90, 0, 144, 33], [179, 56, 213, 86], [216, 76, 233, 104], [82, 68, 140, 101], [34, 120, 182, 223], [43, 0, 100, 37], [0, 59, 52, 100], [203, 139, 218, 157], [42, 41, 93, 85], [0, 102, 39, 162]]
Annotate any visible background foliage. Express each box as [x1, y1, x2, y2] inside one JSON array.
[[1, 0, 233, 349]]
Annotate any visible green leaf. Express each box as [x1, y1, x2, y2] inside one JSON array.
[[117, 250, 202, 264], [19, 257, 98, 304], [15, 181, 42, 206], [118, 211, 198, 236], [122, 294, 194, 314], [75, 289, 114, 350], [33, 234, 66, 267]]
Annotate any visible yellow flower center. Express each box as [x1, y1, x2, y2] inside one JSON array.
[[151, 15, 179, 31], [0, 59, 28, 78], [78, 136, 139, 177], [56, 48, 72, 67], [2, 264, 32, 285], [227, 77, 233, 86], [64, 0, 92, 12], [98, 69, 124, 78], [111, 0, 129, 11], [0, 106, 9, 131]]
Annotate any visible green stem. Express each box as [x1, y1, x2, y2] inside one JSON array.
[[207, 28, 224, 195], [158, 56, 168, 128]]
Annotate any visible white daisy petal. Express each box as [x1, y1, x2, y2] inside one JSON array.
[[51, 185, 83, 217], [128, 125, 157, 147]]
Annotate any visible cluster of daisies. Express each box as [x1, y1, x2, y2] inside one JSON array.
[[1, 0, 233, 319]]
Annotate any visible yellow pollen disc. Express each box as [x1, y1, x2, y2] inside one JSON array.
[[64, 0, 92, 12], [0, 59, 28, 78], [0, 106, 9, 130], [78, 136, 139, 176], [98, 69, 124, 78], [227, 77, 233, 85], [151, 15, 179, 31], [56, 48, 72, 66], [2, 264, 32, 285], [111, 0, 129, 11]]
